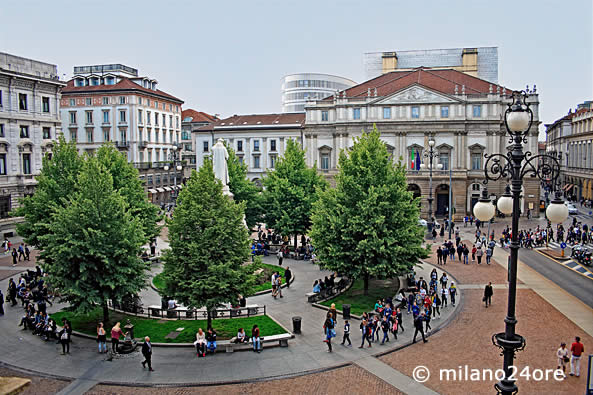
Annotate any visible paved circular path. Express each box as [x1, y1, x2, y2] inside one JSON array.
[[0, 252, 460, 387]]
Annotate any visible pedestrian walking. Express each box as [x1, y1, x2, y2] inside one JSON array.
[[412, 312, 427, 343], [450, 283, 457, 306], [556, 342, 569, 377], [359, 319, 372, 348], [141, 336, 154, 371], [8, 278, 17, 306], [341, 320, 351, 346], [277, 248, 283, 266], [380, 316, 390, 345], [18, 243, 25, 261], [24, 244, 30, 261], [569, 336, 584, 377], [396, 307, 404, 332], [11, 248, 17, 266], [284, 267, 292, 288], [476, 246, 484, 265], [441, 287, 448, 307], [59, 323, 71, 355], [97, 322, 107, 353], [484, 282, 493, 307], [486, 247, 493, 265], [323, 312, 335, 352]]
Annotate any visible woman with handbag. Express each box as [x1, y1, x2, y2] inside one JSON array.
[[323, 312, 335, 352], [556, 342, 569, 378]]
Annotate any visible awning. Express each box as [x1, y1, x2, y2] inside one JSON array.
[[148, 189, 157, 194], [164, 187, 172, 191], [156, 188, 165, 193], [178, 184, 184, 189], [565, 184, 574, 192]]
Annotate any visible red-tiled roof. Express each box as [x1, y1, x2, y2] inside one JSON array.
[[323, 67, 509, 101], [182, 109, 218, 124], [538, 142, 546, 150], [198, 113, 305, 131], [62, 77, 183, 103]]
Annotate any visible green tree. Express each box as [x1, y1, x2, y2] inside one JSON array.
[[13, 136, 83, 262], [262, 139, 327, 248], [96, 144, 160, 240], [161, 161, 254, 328], [310, 127, 428, 295], [225, 142, 263, 230], [40, 157, 147, 323]]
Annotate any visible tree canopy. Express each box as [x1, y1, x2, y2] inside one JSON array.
[[262, 138, 327, 247], [310, 127, 428, 294], [161, 161, 254, 328]]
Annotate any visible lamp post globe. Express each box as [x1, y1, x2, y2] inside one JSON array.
[[164, 165, 169, 171], [176, 164, 183, 171], [506, 111, 531, 133], [437, 163, 443, 170], [428, 139, 435, 147], [497, 196, 513, 215], [172, 145, 178, 151], [546, 195, 569, 224], [420, 163, 426, 170], [473, 200, 495, 222]]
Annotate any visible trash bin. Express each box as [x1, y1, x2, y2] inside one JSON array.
[[292, 316, 302, 334], [342, 304, 351, 320]]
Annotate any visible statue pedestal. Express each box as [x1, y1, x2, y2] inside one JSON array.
[[222, 185, 234, 199]]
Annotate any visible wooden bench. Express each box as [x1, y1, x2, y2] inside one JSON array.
[[148, 305, 162, 317], [219, 333, 292, 353]]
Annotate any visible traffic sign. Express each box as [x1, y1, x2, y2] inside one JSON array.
[[560, 242, 567, 249]]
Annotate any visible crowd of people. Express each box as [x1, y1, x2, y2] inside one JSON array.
[[498, 219, 591, 249]]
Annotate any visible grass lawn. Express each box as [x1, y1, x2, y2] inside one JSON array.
[[51, 308, 285, 343], [319, 277, 399, 316], [151, 263, 285, 295]]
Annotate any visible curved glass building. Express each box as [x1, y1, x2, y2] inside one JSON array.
[[281, 73, 356, 113]]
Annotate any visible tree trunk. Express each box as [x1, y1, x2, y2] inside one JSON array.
[[102, 301, 109, 324], [294, 234, 298, 251], [207, 308, 212, 330], [363, 273, 370, 296]]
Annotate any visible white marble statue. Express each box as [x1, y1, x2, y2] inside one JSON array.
[[212, 138, 230, 193]]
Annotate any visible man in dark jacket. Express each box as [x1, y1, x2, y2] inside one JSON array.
[[284, 267, 292, 288], [484, 282, 493, 308], [412, 312, 427, 343], [141, 336, 154, 371]]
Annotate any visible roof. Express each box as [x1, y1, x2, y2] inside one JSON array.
[[62, 77, 183, 103], [538, 142, 546, 150], [198, 113, 305, 131], [322, 67, 509, 101], [545, 107, 590, 130], [182, 109, 219, 124]]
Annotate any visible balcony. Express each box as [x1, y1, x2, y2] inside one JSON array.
[[115, 141, 130, 149], [138, 140, 149, 149], [134, 162, 151, 170]]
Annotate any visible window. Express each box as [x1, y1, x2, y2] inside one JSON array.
[[253, 155, 260, 168], [85, 111, 93, 124], [154, 101, 158, 108], [103, 130, 109, 142], [321, 154, 330, 170], [169, 115, 173, 127], [87, 129, 93, 143], [22, 153, 31, 174], [0, 90, 2, 107], [102, 97, 109, 105], [441, 106, 449, 118], [353, 108, 361, 120], [86, 98, 92, 106], [155, 131, 159, 143], [411, 106, 420, 118], [138, 97, 142, 106], [155, 112, 159, 126], [119, 96, 126, 104], [156, 174, 161, 185], [176, 116, 179, 128], [270, 154, 277, 168], [75, 78, 84, 87], [103, 110, 110, 123], [270, 139, 277, 152], [20, 126, 29, 138], [106, 77, 114, 85], [147, 175, 153, 185], [19, 93, 27, 110], [162, 114, 166, 127], [439, 153, 449, 170], [147, 99, 150, 106], [238, 156, 244, 165], [181, 131, 190, 140], [473, 105, 482, 117], [147, 111, 151, 125], [203, 141, 209, 152], [70, 130, 77, 142], [69, 112, 77, 124], [253, 140, 260, 152], [119, 110, 126, 123], [0, 154, 6, 175], [0, 196, 10, 219], [148, 151, 152, 163], [237, 140, 243, 152], [69, 99, 75, 106], [471, 153, 482, 170], [42, 127, 51, 139], [0, 124, 4, 137], [42, 97, 50, 113], [120, 130, 127, 142], [139, 152, 144, 162], [169, 104, 173, 111], [383, 107, 391, 119], [321, 111, 329, 121], [162, 103, 166, 110]]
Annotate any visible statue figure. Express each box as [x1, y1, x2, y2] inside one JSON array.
[[212, 138, 229, 189]]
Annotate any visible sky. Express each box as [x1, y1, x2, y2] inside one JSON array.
[[1, 0, 591, 140]]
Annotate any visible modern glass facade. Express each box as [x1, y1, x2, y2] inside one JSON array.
[[281, 73, 356, 113]]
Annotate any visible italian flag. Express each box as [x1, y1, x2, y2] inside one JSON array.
[[411, 148, 415, 170]]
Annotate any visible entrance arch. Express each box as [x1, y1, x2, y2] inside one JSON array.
[[407, 184, 421, 199], [435, 184, 449, 216]]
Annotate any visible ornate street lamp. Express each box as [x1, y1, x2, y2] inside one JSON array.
[[420, 138, 443, 233], [164, 145, 183, 204], [473, 90, 567, 395]]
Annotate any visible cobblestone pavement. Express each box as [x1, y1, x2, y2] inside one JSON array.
[[0, 366, 71, 395]]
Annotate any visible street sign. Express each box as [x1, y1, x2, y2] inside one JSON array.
[[560, 242, 567, 249]]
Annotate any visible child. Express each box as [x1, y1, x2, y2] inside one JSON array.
[[341, 320, 351, 346], [391, 315, 398, 339]]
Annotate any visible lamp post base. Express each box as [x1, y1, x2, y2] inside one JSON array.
[[492, 332, 526, 395]]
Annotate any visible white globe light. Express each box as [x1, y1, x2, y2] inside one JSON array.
[[437, 163, 443, 170], [506, 111, 530, 133], [546, 202, 569, 224], [176, 165, 182, 171], [497, 195, 513, 215], [420, 163, 426, 170], [474, 200, 495, 222], [172, 145, 178, 151], [164, 165, 170, 171], [428, 139, 435, 147]]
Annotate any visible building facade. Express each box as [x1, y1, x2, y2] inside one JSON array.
[[0, 52, 65, 232], [303, 67, 540, 219], [60, 64, 184, 205], [281, 73, 356, 113], [546, 102, 593, 202], [364, 47, 499, 84], [181, 109, 218, 179], [196, 113, 305, 185]]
